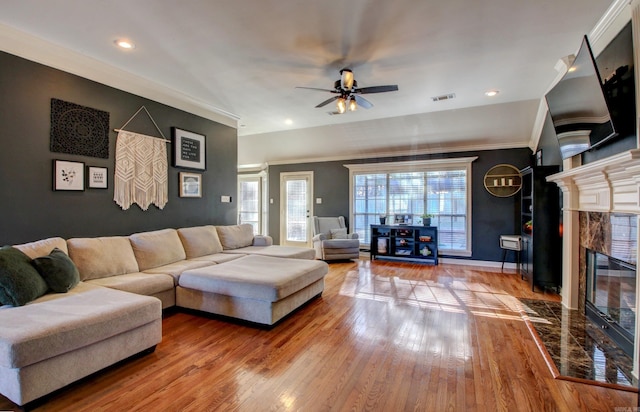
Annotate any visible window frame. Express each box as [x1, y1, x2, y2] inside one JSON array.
[[345, 157, 477, 257]]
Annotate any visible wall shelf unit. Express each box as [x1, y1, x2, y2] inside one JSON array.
[[370, 224, 438, 265], [519, 166, 561, 292], [484, 164, 522, 198]]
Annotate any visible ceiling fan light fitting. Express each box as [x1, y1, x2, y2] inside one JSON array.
[[348, 97, 357, 111], [340, 69, 354, 91], [336, 97, 347, 114]]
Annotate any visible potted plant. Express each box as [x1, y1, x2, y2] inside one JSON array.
[[379, 213, 387, 225], [421, 214, 433, 226]]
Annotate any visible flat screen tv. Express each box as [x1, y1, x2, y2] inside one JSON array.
[[545, 36, 617, 160]]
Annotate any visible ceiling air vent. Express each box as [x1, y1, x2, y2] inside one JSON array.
[[431, 93, 456, 102]]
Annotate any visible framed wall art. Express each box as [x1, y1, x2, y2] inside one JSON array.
[[179, 172, 202, 198], [53, 160, 85, 191], [172, 127, 206, 170], [87, 166, 108, 189]]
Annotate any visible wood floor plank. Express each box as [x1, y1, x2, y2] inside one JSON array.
[[1, 260, 637, 411]]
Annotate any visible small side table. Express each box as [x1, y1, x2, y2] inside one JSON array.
[[500, 235, 522, 272]]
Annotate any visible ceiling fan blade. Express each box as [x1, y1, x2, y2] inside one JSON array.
[[357, 85, 399, 94], [316, 95, 340, 108], [354, 95, 373, 109], [296, 86, 338, 93]]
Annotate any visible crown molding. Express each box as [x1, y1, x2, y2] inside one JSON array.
[[0, 23, 239, 128], [254, 140, 528, 168]]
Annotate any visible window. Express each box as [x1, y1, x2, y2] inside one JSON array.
[[238, 173, 267, 235], [346, 157, 476, 256]]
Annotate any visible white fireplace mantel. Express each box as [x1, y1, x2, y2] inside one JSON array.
[[547, 149, 640, 214], [547, 149, 640, 378]]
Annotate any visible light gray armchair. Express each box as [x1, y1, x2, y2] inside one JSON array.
[[312, 216, 360, 261]]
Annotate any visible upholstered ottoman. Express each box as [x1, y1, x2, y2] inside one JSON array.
[[176, 255, 328, 325]]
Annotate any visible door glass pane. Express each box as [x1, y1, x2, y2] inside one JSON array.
[[239, 179, 259, 234], [286, 179, 307, 242]]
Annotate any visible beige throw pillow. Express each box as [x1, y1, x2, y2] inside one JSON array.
[[330, 228, 348, 239]]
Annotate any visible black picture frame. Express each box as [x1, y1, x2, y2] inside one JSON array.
[[172, 127, 206, 170], [87, 166, 108, 189], [53, 160, 85, 191]]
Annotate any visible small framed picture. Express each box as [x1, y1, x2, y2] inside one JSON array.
[[179, 172, 202, 198], [172, 127, 206, 170], [53, 160, 85, 191], [535, 149, 543, 166], [87, 166, 108, 189]]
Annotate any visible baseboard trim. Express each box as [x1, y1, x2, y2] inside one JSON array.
[[358, 251, 518, 269]]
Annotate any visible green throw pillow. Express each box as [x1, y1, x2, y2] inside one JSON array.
[[32, 247, 80, 293], [0, 246, 49, 306]]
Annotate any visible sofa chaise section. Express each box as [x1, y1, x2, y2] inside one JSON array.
[[216, 224, 316, 260], [0, 282, 161, 406], [177, 254, 328, 325]]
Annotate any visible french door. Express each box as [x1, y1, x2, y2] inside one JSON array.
[[280, 172, 313, 247]]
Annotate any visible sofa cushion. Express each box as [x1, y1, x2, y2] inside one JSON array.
[[142, 259, 216, 285], [14, 237, 68, 259], [129, 229, 186, 271], [67, 237, 140, 280], [223, 245, 316, 260], [177, 225, 223, 258], [216, 224, 254, 250], [32, 248, 80, 293], [0, 282, 161, 369], [179, 255, 328, 302], [191, 253, 246, 264], [0, 246, 48, 306], [86, 273, 174, 296]]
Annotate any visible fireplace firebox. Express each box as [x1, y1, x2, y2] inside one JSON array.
[[586, 250, 636, 357]]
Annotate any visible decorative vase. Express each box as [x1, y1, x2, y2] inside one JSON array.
[[379, 217, 386, 224]]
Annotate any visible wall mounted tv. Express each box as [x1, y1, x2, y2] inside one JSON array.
[[545, 36, 617, 160]]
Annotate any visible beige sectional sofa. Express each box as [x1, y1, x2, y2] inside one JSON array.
[[0, 224, 327, 407]]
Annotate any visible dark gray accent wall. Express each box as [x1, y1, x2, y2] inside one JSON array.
[[0, 51, 237, 245], [269, 148, 532, 262]]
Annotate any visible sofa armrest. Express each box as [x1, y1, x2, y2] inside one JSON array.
[[347, 233, 359, 240], [253, 235, 273, 246]]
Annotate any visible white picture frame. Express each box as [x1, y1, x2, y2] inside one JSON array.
[[179, 172, 202, 198]]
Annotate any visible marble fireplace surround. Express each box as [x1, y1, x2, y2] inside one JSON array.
[[548, 148, 640, 375]]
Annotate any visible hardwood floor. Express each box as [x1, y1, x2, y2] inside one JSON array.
[[2, 260, 636, 411]]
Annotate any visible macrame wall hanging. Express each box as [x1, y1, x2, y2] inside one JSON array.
[[50, 98, 110, 158], [113, 106, 168, 211]]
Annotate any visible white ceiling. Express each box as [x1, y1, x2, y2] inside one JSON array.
[[0, 0, 619, 167]]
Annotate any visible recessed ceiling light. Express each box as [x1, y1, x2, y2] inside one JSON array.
[[568, 67, 577, 73], [284, 119, 293, 125], [114, 39, 135, 49], [484, 90, 499, 97]]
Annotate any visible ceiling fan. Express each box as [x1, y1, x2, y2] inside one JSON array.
[[296, 68, 398, 114]]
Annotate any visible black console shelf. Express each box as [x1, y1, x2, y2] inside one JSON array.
[[370, 224, 438, 265]]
